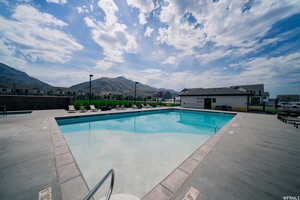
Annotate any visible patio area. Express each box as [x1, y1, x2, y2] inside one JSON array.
[[0, 108, 299, 200]]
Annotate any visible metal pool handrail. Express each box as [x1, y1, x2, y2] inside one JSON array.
[[1, 105, 7, 118], [83, 169, 115, 200]]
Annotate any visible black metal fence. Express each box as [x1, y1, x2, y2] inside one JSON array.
[[0, 95, 73, 111]]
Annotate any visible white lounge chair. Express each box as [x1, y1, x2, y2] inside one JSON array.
[[145, 104, 151, 108], [90, 105, 98, 112], [115, 105, 121, 110], [132, 104, 137, 109], [120, 105, 126, 110], [68, 105, 76, 113]]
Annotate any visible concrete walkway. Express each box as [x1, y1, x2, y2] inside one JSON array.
[[174, 113, 300, 200], [0, 110, 65, 200]]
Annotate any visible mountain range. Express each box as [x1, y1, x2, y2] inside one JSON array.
[[0, 63, 52, 88], [0, 62, 177, 96]]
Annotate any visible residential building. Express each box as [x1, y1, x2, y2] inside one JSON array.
[[179, 87, 250, 111], [230, 84, 267, 105]]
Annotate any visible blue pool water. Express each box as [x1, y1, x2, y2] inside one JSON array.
[[57, 109, 234, 198], [58, 109, 233, 135]]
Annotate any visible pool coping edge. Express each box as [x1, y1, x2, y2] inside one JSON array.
[[49, 107, 238, 200], [141, 108, 239, 200]]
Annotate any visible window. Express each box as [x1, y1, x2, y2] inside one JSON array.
[[212, 98, 216, 103]]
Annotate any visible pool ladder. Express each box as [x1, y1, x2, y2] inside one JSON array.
[[83, 169, 115, 200]]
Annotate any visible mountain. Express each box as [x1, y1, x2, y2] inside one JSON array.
[[71, 76, 177, 97], [0, 63, 52, 88], [0, 62, 177, 97]]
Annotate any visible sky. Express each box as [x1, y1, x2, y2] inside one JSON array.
[[0, 0, 300, 97]]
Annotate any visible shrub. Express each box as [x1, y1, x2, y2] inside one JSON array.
[[74, 99, 179, 109]]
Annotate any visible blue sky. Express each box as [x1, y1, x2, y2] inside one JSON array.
[[0, 0, 300, 97]]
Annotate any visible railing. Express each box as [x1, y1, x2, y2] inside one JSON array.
[[214, 126, 218, 133], [83, 169, 115, 200], [1, 105, 7, 118]]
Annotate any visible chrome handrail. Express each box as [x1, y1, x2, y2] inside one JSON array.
[[83, 169, 115, 200]]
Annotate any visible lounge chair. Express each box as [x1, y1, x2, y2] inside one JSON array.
[[145, 104, 151, 108], [280, 116, 300, 128], [137, 104, 143, 109], [120, 105, 126, 110], [115, 105, 121, 110], [79, 106, 87, 113], [68, 105, 77, 113], [101, 106, 112, 111], [90, 105, 98, 112], [132, 104, 137, 109]]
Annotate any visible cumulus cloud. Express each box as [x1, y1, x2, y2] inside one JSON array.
[[0, 5, 83, 63], [175, 53, 300, 92], [114, 52, 300, 93], [84, 0, 137, 68], [46, 0, 67, 4], [12, 5, 67, 26], [144, 26, 153, 37], [162, 56, 177, 65], [157, 0, 300, 59], [96, 60, 114, 71], [127, 0, 154, 24]]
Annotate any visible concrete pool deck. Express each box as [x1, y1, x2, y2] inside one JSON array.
[[0, 107, 299, 200]]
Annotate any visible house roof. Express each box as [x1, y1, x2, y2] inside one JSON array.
[[179, 87, 250, 96], [230, 84, 264, 91]]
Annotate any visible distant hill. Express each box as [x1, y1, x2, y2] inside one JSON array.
[[0, 62, 177, 96], [0, 63, 52, 88], [71, 76, 177, 97]]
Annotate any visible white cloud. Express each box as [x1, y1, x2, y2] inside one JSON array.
[[0, 5, 83, 63], [195, 49, 233, 63], [84, 0, 137, 67], [96, 60, 113, 71], [162, 56, 177, 65], [127, 0, 154, 24], [157, 1, 206, 54], [0, 39, 15, 56], [0, 55, 27, 70], [144, 26, 153, 37], [46, 0, 67, 4], [98, 0, 119, 25], [175, 53, 300, 92], [114, 52, 300, 93], [13, 5, 67, 26], [157, 0, 300, 58]]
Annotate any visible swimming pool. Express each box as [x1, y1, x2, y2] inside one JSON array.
[[57, 109, 234, 199]]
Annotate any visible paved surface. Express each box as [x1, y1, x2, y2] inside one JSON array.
[[0, 110, 65, 200], [174, 113, 300, 200], [1, 109, 299, 200]]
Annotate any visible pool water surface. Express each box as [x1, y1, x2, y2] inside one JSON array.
[[57, 109, 234, 198]]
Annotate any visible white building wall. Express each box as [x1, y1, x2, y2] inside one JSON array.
[[214, 96, 248, 107], [180, 96, 204, 108], [181, 95, 248, 111]]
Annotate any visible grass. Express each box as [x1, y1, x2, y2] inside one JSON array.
[[74, 99, 178, 109]]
